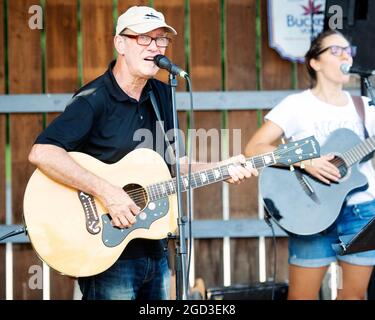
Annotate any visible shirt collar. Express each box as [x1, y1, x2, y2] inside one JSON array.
[[104, 60, 153, 103]]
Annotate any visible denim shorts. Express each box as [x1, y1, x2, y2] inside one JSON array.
[[289, 199, 375, 267]]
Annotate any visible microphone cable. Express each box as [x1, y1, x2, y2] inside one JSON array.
[[185, 75, 195, 298], [264, 209, 277, 300], [0, 226, 27, 242]]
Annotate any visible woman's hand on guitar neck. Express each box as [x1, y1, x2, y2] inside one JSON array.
[[301, 154, 341, 185], [100, 185, 141, 229]]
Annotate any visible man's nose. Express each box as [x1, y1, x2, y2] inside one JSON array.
[[148, 39, 158, 50]]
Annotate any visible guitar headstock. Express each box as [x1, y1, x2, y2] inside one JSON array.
[[274, 136, 320, 166]]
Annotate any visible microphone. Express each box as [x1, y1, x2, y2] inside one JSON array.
[[340, 64, 375, 77], [154, 55, 188, 78]]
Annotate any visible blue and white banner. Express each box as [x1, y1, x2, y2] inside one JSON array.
[[268, 0, 326, 63]]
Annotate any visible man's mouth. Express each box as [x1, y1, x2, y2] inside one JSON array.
[[144, 57, 155, 62]]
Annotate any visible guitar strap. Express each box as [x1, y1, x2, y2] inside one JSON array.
[[351, 95, 373, 162], [351, 95, 369, 138], [149, 90, 177, 177]]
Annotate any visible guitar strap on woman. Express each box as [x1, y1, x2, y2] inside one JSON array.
[[149, 90, 177, 177], [352, 95, 373, 162], [352, 95, 369, 138]]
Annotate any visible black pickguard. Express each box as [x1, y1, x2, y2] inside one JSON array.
[[101, 197, 169, 247]]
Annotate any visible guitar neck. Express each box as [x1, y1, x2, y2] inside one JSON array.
[[343, 135, 375, 166], [146, 152, 277, 201]]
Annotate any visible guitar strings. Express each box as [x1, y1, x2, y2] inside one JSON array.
[[120, 142, 316, 202]]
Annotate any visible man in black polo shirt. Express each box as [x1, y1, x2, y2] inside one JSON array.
[[28, 5, 257, 300]]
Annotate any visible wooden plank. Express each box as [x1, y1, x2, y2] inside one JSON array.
[[226, 0, 259, 285], [192, 110, 223, 288], [0, 0, 5, 300], [229, 111, 260, 283], [6, 90, 352, 113], [0, 219, 288, 242], [118, 0, 149, 17], [225, 0, 257, 90], [8, 0, 44, 300], [260, 1, 289, 282], [154, 0, 185, 90], [190, 219, 286, 238], [190, 0, 223, 289], [260, 0, 292, 90], [45, 0, 78, 93], [81, 0, 113, 84], [45, 0, 78, 299], [190, 0, 221, 91]]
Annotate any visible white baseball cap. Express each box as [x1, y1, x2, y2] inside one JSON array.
[[116, 6, 177, 36]]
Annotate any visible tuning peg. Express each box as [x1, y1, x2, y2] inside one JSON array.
[[289, 165, 295, 172]]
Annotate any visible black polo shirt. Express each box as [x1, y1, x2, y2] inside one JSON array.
[[35, 60, 181, 259]]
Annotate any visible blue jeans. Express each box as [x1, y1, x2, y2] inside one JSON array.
[[78, 257, 171, 300], [289, 199, 375, 267]]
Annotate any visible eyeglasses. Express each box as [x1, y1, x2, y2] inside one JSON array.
[[317, 45, 357, 58], [120, 34, 171, 48]]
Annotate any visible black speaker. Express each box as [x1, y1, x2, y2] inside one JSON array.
[[324, 0, 375, 69], [206, 282, 288, 300]]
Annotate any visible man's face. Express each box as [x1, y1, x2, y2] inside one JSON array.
[[120, 27, 169, 79]]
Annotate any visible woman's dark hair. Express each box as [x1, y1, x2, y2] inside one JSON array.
[[305, 29, 350, 86]]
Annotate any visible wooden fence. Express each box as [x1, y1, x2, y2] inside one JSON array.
[[0, 0, 357, 300]]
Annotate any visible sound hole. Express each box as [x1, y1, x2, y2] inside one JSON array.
[[123, 184, 148, 210], [331, 156, 348, 178]]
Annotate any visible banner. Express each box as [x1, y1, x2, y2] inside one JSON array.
[[268, 0, 326, 63]]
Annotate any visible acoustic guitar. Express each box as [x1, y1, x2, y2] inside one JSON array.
[[260, 128, 375, 235], [23, 137, 319, 277]]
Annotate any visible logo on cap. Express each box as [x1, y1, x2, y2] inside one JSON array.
[[144, 13, 162, 20]]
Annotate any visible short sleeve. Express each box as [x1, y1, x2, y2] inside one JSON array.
[[264, 94, 301, 139], [35, 96, 95, 151]]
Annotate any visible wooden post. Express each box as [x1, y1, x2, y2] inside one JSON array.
[[45, 0, 78, 299], [8, 0, 43, 300]]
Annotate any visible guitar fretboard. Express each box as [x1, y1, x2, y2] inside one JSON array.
[[343, 135, 375, 166], [146, 153, 276, 201]]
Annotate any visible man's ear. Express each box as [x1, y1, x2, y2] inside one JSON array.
[[114, 35, 126, 56]]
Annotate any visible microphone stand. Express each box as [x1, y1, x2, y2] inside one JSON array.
[[360, 76, 375, 107], [168, 73, 189, 300]]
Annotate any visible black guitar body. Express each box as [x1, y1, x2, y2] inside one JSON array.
[[260, 128, 368, 235]]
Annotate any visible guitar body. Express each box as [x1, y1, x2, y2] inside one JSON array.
[[260, 128, 368, 235], [23, 148, 178, 277]]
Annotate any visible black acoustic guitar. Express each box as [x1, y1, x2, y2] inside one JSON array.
[[260, 128, 375, 235]]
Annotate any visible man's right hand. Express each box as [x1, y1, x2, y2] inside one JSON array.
[[100, 185, 141, 229]]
